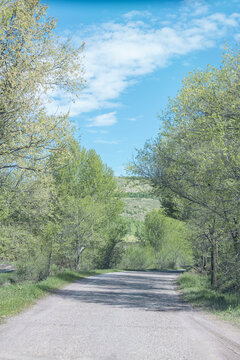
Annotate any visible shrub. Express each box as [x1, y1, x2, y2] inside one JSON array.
[[16, 254, 49, 282], [118, 245, 155, 270]]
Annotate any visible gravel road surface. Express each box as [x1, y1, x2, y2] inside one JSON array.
[[0, 271, 239, 360]]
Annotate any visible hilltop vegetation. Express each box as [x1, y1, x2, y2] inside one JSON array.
[[116, 177, 153, 195], [116, 177, 160, 221], [115, 177, 160, 244]]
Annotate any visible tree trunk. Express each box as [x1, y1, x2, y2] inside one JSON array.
[[47, 234, 54, 277], [210, 237, 217, 287], [47, 246, 52, 277], [201, 255, 206, 272], [75, 246, 85, 270]]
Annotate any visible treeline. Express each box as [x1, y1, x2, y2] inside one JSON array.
[[0, 0, 125, 280], [130, 46, 240, 291]]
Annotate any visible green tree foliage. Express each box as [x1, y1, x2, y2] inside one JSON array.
[[0, 0, 85, 173], [51, 139, 125, 270], [144, 209, 165, 264], [130, 46, 240, 289], [0, 1, 125, 280], [0, 0, 85, 268], [143, 209, 192, 269], [0, 171, 57, 279], [0, 137, 125, 276], [95, 219, 127, 269], [119, 245, 155, 270], [117, 209, 192, 270]]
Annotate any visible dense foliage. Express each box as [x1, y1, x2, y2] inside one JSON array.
[[118, 209, 192, 270], [130, 46, 240, 290], [0, 0, 125, 280]]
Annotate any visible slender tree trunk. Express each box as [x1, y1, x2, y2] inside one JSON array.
[[210, 237, 217, 287], [207, 219, 217, 288], [154, 244, 158, 268], [230, 219, 239, 288], [74, 198, 81, 270], [201, 255, 206, 272], [47, 234, 54, 277], [231, 219, 239, 256], [75, 246, 85, 270], [47, 246, 52, 277]]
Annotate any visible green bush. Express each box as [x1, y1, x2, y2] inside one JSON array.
[[0, 272, 16, 286], [118, 245, 155, 270], [16, 254, 49, 282]]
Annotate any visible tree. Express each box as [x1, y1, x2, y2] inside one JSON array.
[[130, 46, 240, 288], [143, 209, 191, 269], [52, 139, 124, 270], [0, 0, 85, 272], [144, 209, 165, 266], [95, 219, 127, 269], [0, 170, 58, 279], [0, 0, 85, 174]]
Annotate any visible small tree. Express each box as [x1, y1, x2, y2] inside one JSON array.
[[144, 209, 166, 266]]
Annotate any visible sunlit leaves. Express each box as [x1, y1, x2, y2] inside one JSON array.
[[131, 46, 240, 288], [0, 0, 85, 172]]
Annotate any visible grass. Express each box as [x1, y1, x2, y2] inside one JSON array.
[[0, 269, 118, 322], [178, 272, 240, 325], [0, 272, 16, 286]]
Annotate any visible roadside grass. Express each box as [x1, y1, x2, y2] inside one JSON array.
[[0, 269, 118, 322], [0, 272, 16, 286], [178, 272, 240, 325]]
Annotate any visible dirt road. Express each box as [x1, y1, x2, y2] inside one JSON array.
[[0, 271, 239, 359]]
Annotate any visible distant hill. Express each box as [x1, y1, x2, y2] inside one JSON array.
[[116, 176, 161, 220], [116, 177, 161, 242]]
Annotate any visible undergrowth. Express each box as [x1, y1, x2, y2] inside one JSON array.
[[178, 272, 240, 325]]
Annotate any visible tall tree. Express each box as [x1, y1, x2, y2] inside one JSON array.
[[130, 47, 240, 288], [0, 0, 85, 272], [52, 139, 124, 269], [0, 0, 85, 173]]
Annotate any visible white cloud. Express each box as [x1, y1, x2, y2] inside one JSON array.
[[47, 3, 240, 120], [94, 139, 119, 144], [87, 129, 109, 134], [193, 13, 239, 32], [123, 10, 152, 19], [86, 112, 117, 127], [182, 1, 210, 17], [234, 33, 240, 40]]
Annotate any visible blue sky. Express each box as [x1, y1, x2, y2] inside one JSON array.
[[45, 0, 240, 176]]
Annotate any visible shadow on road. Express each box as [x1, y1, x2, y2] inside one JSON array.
[[39, 271, 191, 312]]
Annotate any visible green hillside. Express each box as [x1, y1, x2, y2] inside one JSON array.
[[116, 177, 161, 242]]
